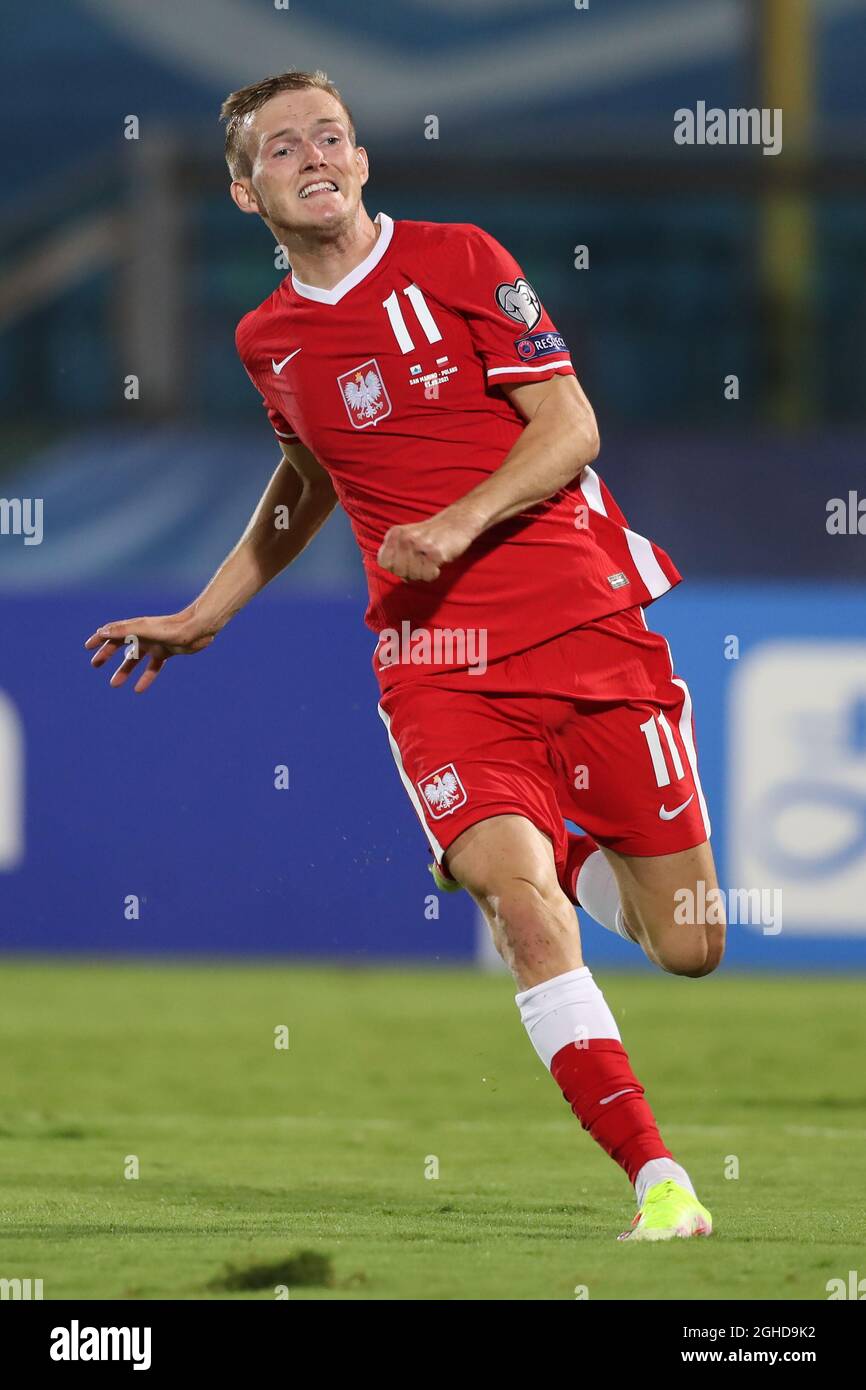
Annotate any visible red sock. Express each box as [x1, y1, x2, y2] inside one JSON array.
[[550, 1037, 672, 1184], [561, 831, 599, 905]]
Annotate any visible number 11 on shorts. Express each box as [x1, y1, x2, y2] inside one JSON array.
[[639, 711, 685, 788]]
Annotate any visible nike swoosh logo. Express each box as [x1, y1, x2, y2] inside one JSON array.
[[600, 1088, 637, 1105], [659, 794, 695, 821], [272, 348, 302, 374]]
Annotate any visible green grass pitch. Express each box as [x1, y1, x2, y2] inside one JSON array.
[[1, 960, 863, 1301]]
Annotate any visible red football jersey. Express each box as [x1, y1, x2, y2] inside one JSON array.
[[235, 213, 681, 689]]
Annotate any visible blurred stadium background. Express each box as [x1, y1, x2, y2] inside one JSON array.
[[2, 0, 865, 970]]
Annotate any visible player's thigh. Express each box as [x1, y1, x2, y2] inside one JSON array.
[[546, 609, 721, 970], [378, 680, 570, 881], [602, 838, 725, 973], [553, 611, 712, 859], [447, 811, 563, 902]]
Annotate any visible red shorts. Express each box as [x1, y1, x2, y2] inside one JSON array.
[[377, 605, 710, 884]]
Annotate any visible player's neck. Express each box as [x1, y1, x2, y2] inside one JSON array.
[[278, 207, 381, 291]]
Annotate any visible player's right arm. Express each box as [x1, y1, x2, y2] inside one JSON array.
[[84, 440, 337, 693]]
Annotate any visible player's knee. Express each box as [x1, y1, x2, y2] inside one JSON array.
[[475, 875, 577, 962], [655, 925, 725, 978]]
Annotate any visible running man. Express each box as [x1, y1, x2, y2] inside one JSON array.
[[86, 70, 723, 1240]]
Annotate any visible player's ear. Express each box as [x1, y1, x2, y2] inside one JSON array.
[[229, 179, 261, 215], [355, 146, 370, 187]]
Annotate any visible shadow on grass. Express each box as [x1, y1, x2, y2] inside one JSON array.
[[208, 1250, 335, 1292]]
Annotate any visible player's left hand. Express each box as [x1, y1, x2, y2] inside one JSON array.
[[377, 512, 477, 582]]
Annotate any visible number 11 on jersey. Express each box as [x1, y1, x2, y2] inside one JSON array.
[[383, 286, 444, 355]]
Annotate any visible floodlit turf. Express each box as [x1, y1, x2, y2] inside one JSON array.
[[0, 960, 863, 1301]]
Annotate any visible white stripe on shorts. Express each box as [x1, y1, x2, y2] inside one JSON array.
[[377, 703, 445, 862], [639, 609, 711, 839]]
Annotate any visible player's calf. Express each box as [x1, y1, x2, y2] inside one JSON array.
[[628, 912, 724, 978], [609, 840, 726, 978]]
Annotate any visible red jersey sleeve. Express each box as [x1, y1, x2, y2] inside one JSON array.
[[446, 225, 575, 388], [258, 380, 298, 442], [235, 316, 299, 443]]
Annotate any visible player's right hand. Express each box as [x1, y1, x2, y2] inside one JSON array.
[[84, 611, 216, 694]]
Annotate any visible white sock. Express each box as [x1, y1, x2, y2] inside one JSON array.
[[514, 966, 620, 1069], [576, 849, 635, 943], [634, 1157, 696, 1207]]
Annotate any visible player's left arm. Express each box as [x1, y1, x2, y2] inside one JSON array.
[[377, 372, 599, 582]]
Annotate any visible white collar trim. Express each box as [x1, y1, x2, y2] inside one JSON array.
[[291, 212, 394, 305]]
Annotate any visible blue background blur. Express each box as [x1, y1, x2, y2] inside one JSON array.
[[1, 0, 865, 966]]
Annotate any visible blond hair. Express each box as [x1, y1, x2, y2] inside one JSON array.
[[220, 70, 356, 178]]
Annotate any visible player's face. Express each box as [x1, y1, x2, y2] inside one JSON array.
[[240, 90, 368, 235]]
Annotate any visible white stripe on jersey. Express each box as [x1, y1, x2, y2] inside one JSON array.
[[486, 359, 573, 377], [580, 465, 672, 600], [580, 464, 607, 514], [624, 528, 671, 599]]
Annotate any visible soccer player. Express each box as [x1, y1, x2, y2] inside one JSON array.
[[86, 70, 723, 1241]]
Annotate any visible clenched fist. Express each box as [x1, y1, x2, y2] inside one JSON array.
[[377, 511, 478, 582]]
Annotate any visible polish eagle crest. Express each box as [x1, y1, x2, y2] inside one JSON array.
[[418, 764, 467, 818], [338, 358, 392, 427], [344, 370, 383, 418]]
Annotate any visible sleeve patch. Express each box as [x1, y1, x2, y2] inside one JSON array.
[[514, 330, 569, 362], [494, 277, 542, 331]]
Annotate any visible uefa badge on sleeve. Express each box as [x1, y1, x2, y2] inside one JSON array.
[[495, 277, 541, 330], [515, 330, 569, 361], [338, 358, 392, 428]]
